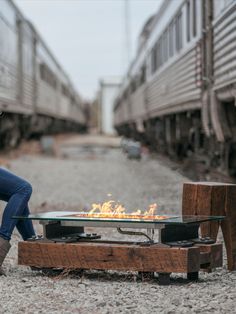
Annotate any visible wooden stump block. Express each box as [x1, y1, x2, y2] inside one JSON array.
[[182, 182, 236, 270]]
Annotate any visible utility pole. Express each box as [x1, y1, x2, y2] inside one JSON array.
[[124, 0, 131, 70], [124, 0, 132, 124]]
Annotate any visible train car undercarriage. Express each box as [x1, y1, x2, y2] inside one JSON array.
[[0, 112, 87, 149], [115, 105, 236, 178]]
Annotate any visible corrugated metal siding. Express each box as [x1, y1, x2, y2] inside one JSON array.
[[72, 105, 85, 124], [0, 62, 17, 102], [37, 81, 59, 117], [22, 74, 34, 107], [21, 21, 35, 109], [0, 2, 18, 104], [147, 47, 202, 117], [213, 4, 236, 88], [130, 85, 147, 120], [59, 95, 70, 118], [115, 99, 129, 126]]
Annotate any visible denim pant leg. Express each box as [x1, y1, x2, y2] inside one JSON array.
[[0, 168, 35, 241], [16, 205, 35, 240]]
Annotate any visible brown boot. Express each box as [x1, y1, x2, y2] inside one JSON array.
[[0, 237, 11, 276]]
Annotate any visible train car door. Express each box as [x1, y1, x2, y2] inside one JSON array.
[[17, 20, 35, 112]]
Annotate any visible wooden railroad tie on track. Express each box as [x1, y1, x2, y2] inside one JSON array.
[[182, 182, 236, 271]]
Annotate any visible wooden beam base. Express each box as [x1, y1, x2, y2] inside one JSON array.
[[18, 240, 222, 284]]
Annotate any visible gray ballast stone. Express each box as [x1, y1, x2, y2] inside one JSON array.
[[0, 138, 233, 314]]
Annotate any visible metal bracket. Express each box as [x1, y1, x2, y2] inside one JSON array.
[[40, 220, 84, 240], [117, 227, 154, 243], [160, 223, 200, 243]]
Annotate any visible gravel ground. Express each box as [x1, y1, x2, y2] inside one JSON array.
[[0, 135, 235, 314]]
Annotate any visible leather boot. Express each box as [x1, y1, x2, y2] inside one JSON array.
[[0, 237, 11, 276]]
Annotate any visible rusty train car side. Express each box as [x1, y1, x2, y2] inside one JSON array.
[[114, 0, 236, 175]]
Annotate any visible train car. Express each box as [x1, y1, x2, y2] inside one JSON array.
[[211, 0, 236, 174], [0, 0, 31, 147], [114, 0, 236, 175], [0, 0, 87, 148]]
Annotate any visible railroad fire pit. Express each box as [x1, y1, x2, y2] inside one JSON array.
[[16, 208, 224, 285]]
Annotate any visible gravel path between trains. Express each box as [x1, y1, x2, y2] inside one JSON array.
[[0, 135, 235, 314]]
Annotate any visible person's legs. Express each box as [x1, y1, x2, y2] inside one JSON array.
[[0, 168, 35, 241], [16, 205, 35, 240]]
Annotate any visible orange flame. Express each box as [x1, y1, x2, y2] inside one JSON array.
[[74, 201, 168, 220]]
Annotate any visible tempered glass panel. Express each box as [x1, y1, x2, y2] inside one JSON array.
[[13, 211, 225, 225]]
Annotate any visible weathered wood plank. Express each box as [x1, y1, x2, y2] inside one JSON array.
[[199, 243, 223, 269], [18, 241, 201, 273], [182, 182, 236, 270]]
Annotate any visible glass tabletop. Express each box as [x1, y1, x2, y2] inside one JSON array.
[[13, 211, 225, 225]]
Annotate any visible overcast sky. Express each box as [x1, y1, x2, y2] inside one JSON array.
[[14, 0, 162, 99]]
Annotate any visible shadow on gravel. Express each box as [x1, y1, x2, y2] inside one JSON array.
[[28, 268, 208, 286]]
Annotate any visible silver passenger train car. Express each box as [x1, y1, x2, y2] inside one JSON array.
[[114, 0, 236, 175], [0, 0, 87, 148]]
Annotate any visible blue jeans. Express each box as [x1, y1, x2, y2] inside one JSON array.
[[0, 167, 35, 241]]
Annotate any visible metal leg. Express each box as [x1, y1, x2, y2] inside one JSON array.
[[187, 272, 199, 281], [138, 271, 154, 280], [158, 273, 171, 285], [40, 221, 84, 239], [147, 229, 155, 241], [160, 224, 199, 243]]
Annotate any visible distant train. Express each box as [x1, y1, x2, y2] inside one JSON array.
[[114, 0, 236, 175], [0, 0, 87, 148]]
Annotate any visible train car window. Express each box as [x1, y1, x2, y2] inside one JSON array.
[[173, 18, 177, 54], [22, 24, 34, 77], [161, 35, 164, 65], [39, 63, 44, 79], [131, 79, 136, 93], [156, 42, 161, 70], [71, 95, 75, 103], [178, 12, 183, 50], [156, 41, 159, 70], [151, 43, 157, 73], [61, 84, 70, 98], [157, 38, 160, 68], [175, 12, 182, 52], [192, 0, 197, 37], [155, 43, 158, 72], [123, 89, 128, 99], [140, 65, 146, 85], [159, 40, 162, 68], [39, 63, 57, 89], [0, 15, 17, 66], [186, 0, 190, 42], [159, 36, 163, 67], [162, 30, 168, 63], [168, 22, 174, 58], [136, 75, 140, 88], [175, 18, 178, 52]]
